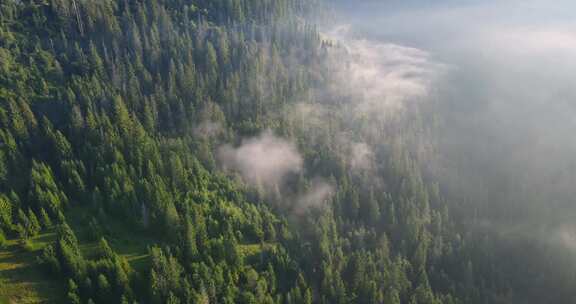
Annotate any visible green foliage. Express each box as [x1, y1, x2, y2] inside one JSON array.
[[29, 161, 69, 215], [0, 229, 6, 249], [40, 208, 52, 229], [0, 195, 12, 230], [0, 0, 553, 303]]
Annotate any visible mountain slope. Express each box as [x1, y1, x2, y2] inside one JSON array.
[[0, 1, 568, 304]]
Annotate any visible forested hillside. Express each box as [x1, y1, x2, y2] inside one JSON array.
[[0, 0, 571, 303]]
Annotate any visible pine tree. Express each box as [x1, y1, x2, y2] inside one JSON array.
[[27, 209, 41, 236], [67, 279, 81, 304], [40, 208, 52, 229]]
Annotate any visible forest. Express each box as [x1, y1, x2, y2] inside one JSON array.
[[0, 0, 575, 303]]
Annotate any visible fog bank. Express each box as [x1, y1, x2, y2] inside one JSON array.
[[332, 0, 576, 247]]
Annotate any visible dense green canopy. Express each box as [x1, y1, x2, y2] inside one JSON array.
[[0, 1, 572, 303]]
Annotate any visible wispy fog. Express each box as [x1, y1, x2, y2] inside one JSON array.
[[218, 131, 303, 190], [218, 130, 335, 213], [332, 0, 576, 245], [323, 25, 446, 117]]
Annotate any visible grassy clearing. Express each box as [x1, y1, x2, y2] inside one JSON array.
[[0, 207, 271, 303], [77, 234, 152, 272], [67, 208, 154, 272], [0, 206, 158, 304], [0, 232, 64, 304]]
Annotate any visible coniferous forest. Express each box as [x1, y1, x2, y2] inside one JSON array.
[[1, 1, 575, 303]]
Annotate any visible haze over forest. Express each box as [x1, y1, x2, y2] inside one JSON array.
[[0, 0, 575, 303], [334, 0, 576, 243]]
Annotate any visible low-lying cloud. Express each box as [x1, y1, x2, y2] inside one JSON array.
[[218, 131, 303, 189], [350, 142, 375, 172], [332, 0, 576, 251], [294, 178, 335, 215], [218, 131, 335, 215], [323, 26, 447, 119], [194, 121, 222, 138], [217, 131, 337, 213]]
